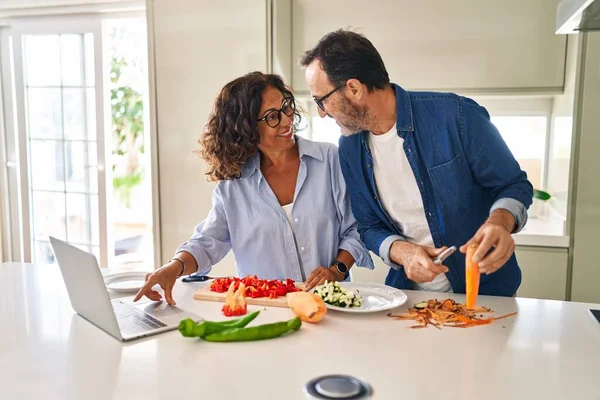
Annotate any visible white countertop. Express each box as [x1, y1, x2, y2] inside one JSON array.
[[514, 216, 569, 248], [1, 262, 599, 400]]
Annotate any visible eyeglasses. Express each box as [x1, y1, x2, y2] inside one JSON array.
[[313, 84, 345, 112], [257, 97, 296, 128]]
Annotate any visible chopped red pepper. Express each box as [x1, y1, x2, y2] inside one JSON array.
[[210, 275, 301, 299]]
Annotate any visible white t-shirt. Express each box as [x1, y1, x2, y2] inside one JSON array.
[[282, 203, 294, 226], [368, 124, 452, 293]]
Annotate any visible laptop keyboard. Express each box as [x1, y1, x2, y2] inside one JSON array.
[[112, 300, 167, 336]]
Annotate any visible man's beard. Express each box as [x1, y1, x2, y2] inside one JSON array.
[[336, 95, 371, 137]]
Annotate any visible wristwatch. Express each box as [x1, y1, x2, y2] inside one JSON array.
[[330, 261, 349, 280]]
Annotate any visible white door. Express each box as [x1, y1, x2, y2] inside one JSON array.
[[2, 17, 111, 266]]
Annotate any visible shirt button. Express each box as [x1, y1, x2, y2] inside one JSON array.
[[367, 164, 372, 168], [301, 247, 305, 251], [428, 212, 432, 217], [294, 218, 298, 222], [374, 195, 378, 200]]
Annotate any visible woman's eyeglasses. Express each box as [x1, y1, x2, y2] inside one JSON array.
[[313, 84, 344, 112], [257, 98, 296, 128]]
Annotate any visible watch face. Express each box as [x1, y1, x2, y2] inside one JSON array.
[[335, 261, 348, 273]]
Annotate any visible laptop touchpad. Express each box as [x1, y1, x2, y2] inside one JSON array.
[[140, 302, 187, 320]]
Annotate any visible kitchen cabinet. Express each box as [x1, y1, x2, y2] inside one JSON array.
[[289, 0, 566, 93], [352, 246, 569, 301], [515, 246, 568, 301]]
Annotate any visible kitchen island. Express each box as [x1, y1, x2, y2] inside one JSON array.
[[1, 262, 599, 399]]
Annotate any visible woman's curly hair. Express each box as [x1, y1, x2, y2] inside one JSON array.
[[196, 72, 302, 181]]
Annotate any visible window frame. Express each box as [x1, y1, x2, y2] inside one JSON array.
[[0, 12, 156, 267]]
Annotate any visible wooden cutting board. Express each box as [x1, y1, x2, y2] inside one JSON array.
[[193, 283, 305, 308]]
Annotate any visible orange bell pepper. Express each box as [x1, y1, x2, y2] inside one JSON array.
[[222, 282, 247, 317]]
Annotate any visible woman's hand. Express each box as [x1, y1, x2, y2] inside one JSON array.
[[305, 266, 344, 291], [133, 262, 181, 305]]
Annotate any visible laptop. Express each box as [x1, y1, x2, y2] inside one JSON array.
[[49, 236, 203, 341]]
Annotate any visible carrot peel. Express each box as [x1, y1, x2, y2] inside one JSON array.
[[387, 298, 517, 328]]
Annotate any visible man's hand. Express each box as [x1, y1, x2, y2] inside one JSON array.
[[460, 209, 516, 275], [305, 266, 344, 291], [389, 241, 449, 283]]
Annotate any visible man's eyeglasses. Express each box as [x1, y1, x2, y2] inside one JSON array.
[[257, 98, 296, 128], [313, 84, 344, 112]]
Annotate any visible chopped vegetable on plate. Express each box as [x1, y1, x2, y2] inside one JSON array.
[[313, 281, 362, 308]]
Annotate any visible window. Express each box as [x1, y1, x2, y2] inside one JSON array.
[[105, 18, 154, 270], [308, 113, 342, 146], [490, 116, 547, 190], [298, 100, 339, 143], [303, 96, 552, 192], [302, 95, 568, 231]]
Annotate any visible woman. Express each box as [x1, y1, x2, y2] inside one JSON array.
[[134, 72, 374, 305]]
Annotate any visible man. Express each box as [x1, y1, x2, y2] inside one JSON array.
[[300, 30, 533, 296]]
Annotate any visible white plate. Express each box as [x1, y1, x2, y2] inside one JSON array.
[[104, 272, 148, 293], [315, 282, 407, 314]]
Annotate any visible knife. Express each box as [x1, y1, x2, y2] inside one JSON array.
[[181, 273, 229, 283]]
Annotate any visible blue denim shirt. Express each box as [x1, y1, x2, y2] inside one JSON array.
[[338, 84, 533, 296], [176, 136, 374, 282]]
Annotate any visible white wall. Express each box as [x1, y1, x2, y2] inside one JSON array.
[[351, 252, 388, 284], [150, 0, 267, 275], [289, 0, 566, 93]]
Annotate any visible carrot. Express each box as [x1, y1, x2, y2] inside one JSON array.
[[465, 243, 480, 309]]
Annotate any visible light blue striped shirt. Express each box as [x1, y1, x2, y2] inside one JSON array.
[[176, 136, 375, 282]]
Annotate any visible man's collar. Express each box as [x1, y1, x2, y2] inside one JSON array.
[[392, 83, 415, 132], [359, 83, 414, 147]]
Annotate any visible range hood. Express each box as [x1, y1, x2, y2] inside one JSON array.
[[556, 0, 600, 33]]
